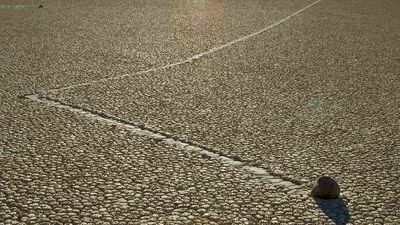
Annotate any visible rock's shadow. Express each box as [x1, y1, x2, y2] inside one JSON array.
[[314, 197, 350, 225]]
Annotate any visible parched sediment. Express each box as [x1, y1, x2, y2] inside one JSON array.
[[25, 94, 306, 192]]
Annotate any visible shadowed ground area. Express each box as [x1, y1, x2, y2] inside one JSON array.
[[1, 0, 400, 224], [314, 197, 350, 225]]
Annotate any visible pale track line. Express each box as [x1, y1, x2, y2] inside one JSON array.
[[0, 5, 33, 9], [45, 0, 323, 93], [26, 94, 306, 192], [23, 0, 323, 192]]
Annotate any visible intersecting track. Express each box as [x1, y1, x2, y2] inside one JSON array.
[[23, 0, 325, 194], [44, 0, 324, 93]]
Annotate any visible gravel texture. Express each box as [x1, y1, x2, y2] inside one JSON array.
[[46, 0, 400, 223]]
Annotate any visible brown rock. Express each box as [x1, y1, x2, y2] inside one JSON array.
[[309, 176, 340, 199]]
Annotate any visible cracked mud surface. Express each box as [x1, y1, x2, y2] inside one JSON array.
[[1, 0, 400, 224], [1, 0, 315, 95], [1, 91, 352, 225], [46, 0, 400, 223]]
